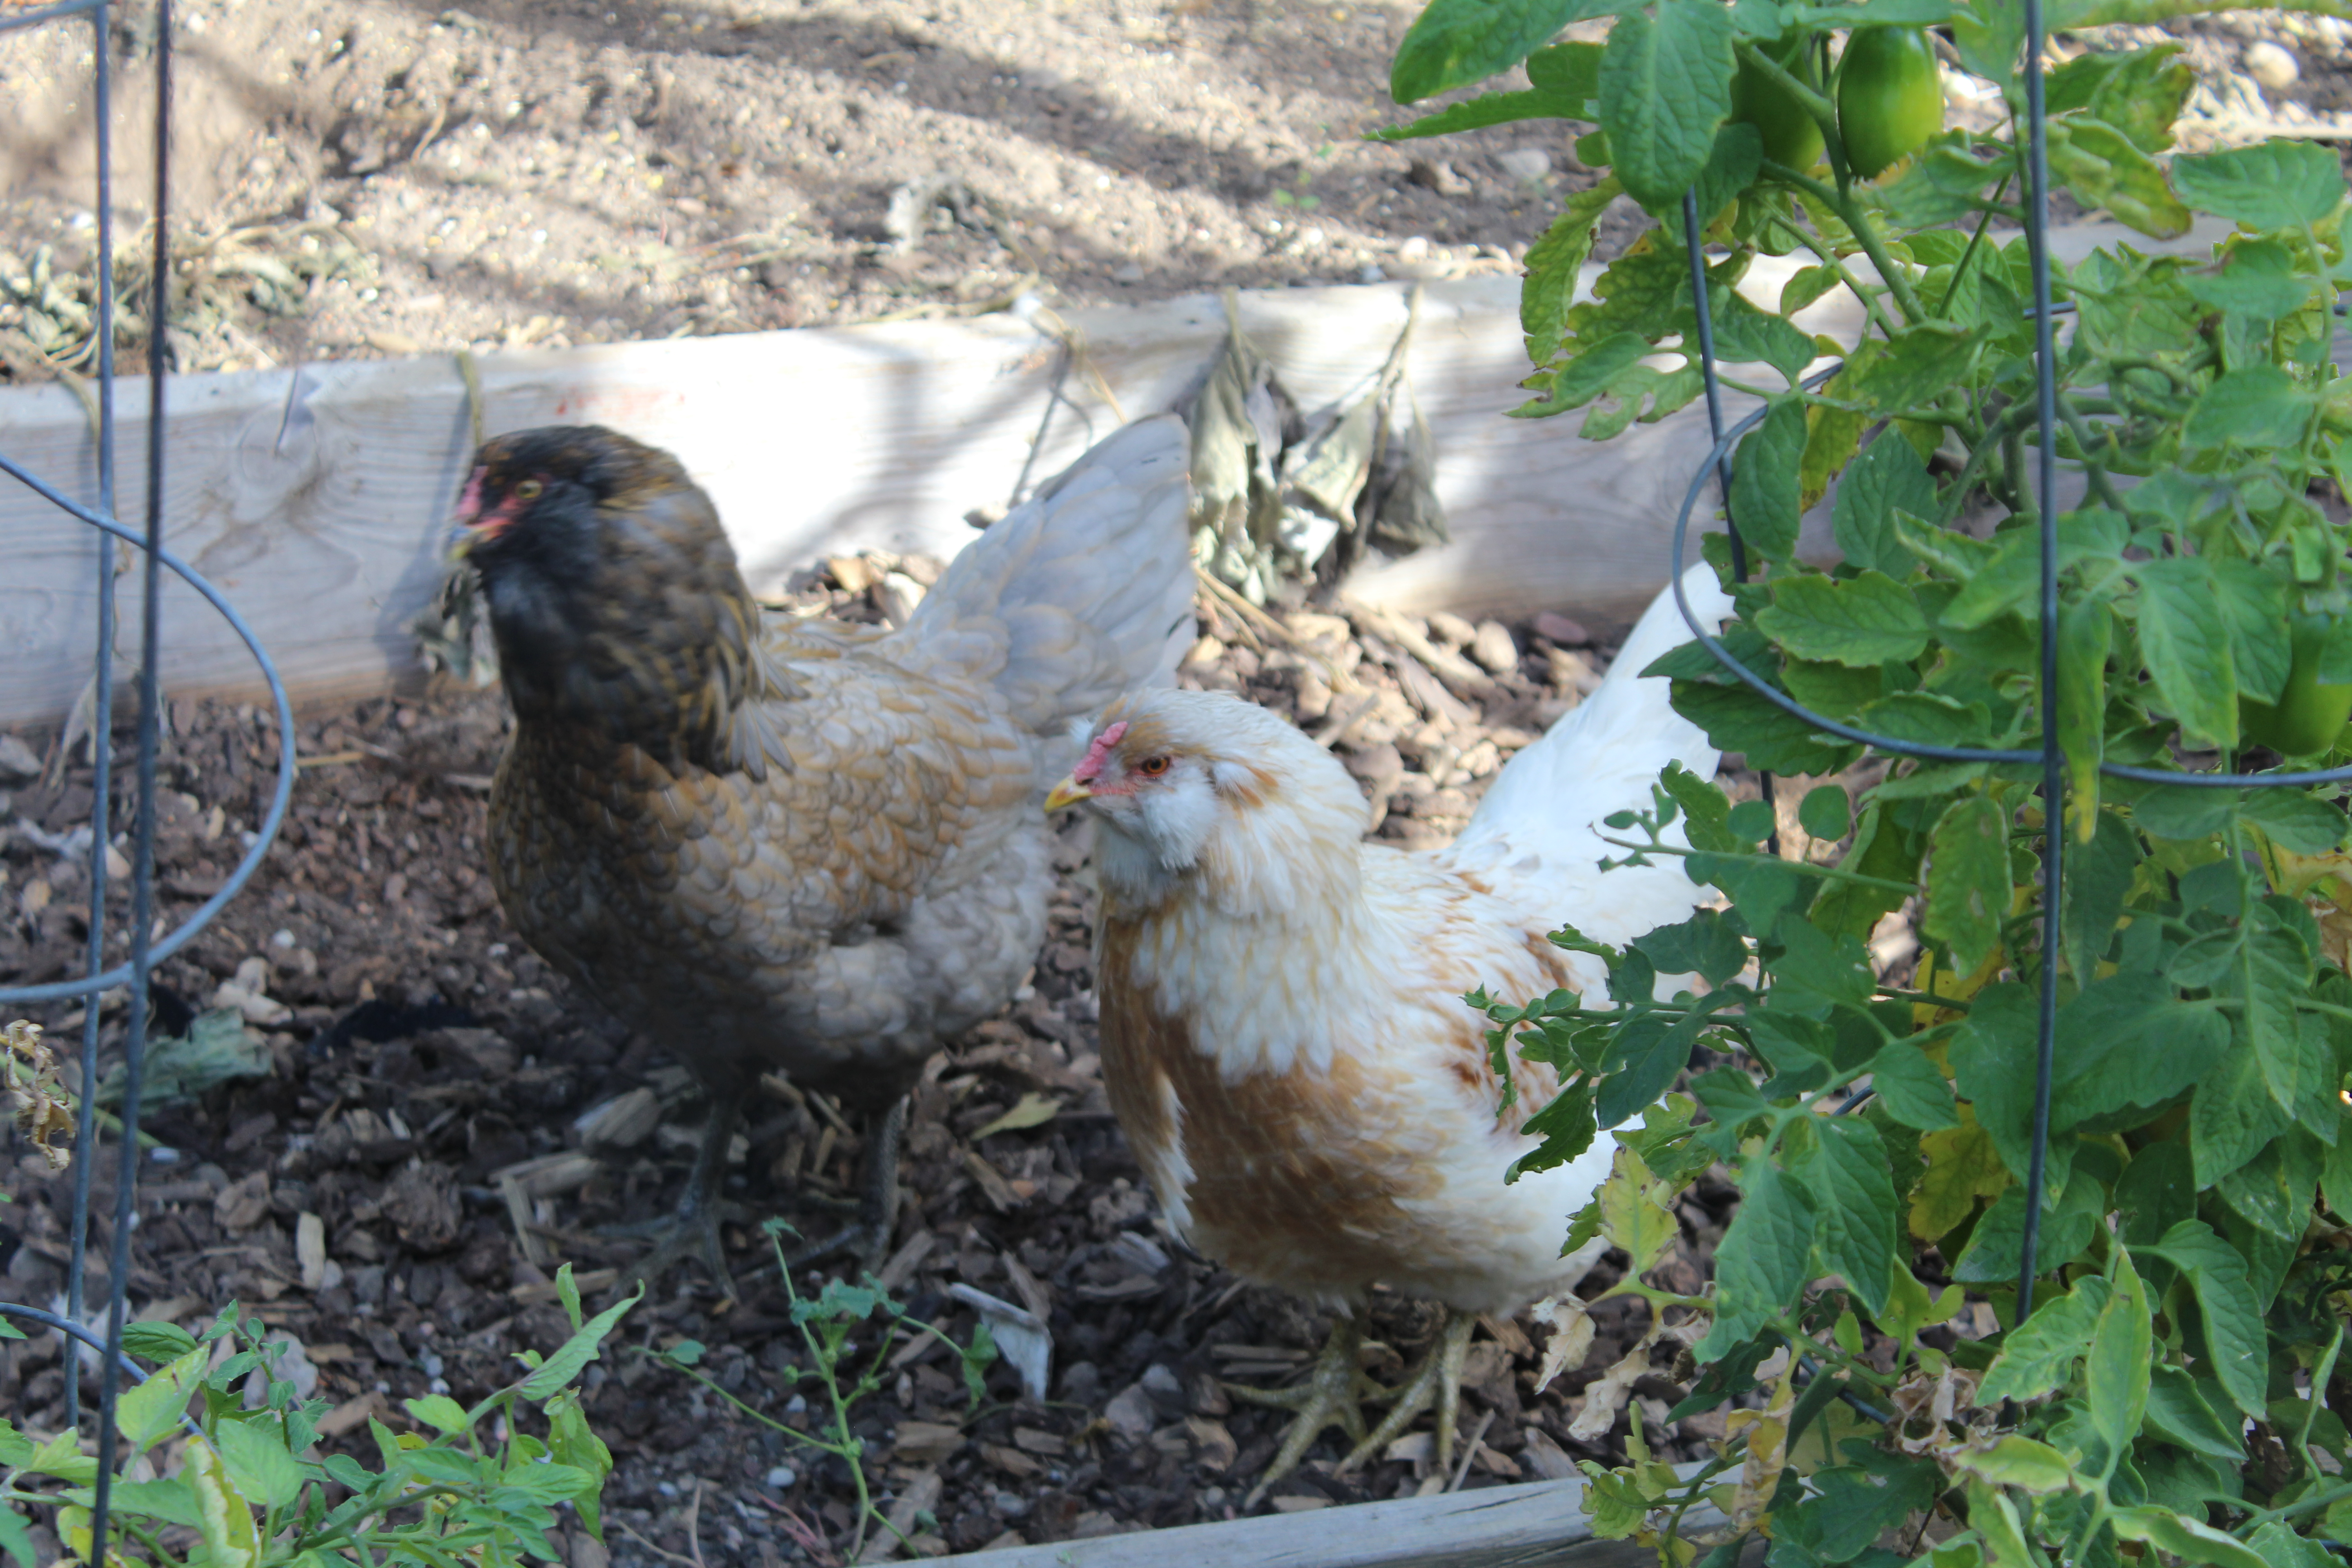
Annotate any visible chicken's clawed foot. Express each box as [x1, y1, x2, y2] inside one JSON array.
[[606, 1095, 747, 1302], [1227, 1318, 1387, 1509], [1228, 1310, 1475, 1509], [1333, 1311, 1474, 1495], [782, 1096, 907, 1275]]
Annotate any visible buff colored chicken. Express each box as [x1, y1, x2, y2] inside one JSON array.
[[454, 417, 1193, 1291], [1045, 563, 1734, 1499]]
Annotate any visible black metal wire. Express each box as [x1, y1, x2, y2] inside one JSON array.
[[85, 11, 174, 1549], [0, 1305, 211, 1446], [0, 455, 297, 1004], [2017, 0, 2063, 1325], [1681, 191, 1781, 859], [0, 0, 286, 1554], [64, 0, 119, 1431]]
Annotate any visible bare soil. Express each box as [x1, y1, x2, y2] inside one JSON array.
[[1, 573, 1756, 1566]]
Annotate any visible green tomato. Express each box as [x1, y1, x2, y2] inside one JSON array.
[[1835, 26, 1944, 179], [2240, 614, 2352, 757], [1731, 36, 1825, 172]]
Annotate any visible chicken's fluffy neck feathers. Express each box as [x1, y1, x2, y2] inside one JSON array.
[[1091, 698, 1390, 1081]]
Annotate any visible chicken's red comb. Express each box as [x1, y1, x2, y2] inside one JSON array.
[[1072, 720, 1129, 783]]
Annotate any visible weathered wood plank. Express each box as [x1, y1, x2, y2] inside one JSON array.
[[927, 1471, 1730, 1568], [0, 216, 2249, 729]]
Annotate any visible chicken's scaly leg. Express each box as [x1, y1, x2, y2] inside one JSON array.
[[784, 1095, 906, 1273], [1335, 1310, 1474, 1487], [1230, 1316, 1400, 1508], [611, 1092, 745, 1299]]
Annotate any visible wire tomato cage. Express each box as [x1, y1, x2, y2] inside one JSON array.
[[1667, 0, 2352, 1321], [0, 0, 296, 1556]]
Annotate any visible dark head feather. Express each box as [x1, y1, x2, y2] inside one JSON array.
[[454, 424, 780, 771]]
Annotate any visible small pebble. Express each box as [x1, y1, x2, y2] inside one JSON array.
[[1533, 610, 1592, 647], [419, 1352, 445, 1377], [2245, 39, 2300, 89], [1470, 620, 1520, 675], [1399, 235, 1431, 261], [150, 1147, 181, 1163], [785, 1393, 808, 1414], [765, 1465, 798, 1489], [1358, 263, 1387, 284], [1496, 147, 1553, 183], [657, 1480, 680, 1499]]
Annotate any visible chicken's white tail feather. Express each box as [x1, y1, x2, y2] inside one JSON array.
[[1443, 561, 1734, 943], [897, 415, 1195, 735]]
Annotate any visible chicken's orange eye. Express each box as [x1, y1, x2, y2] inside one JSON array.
[[1137, 755, 1171, 777], [513, 479, 545, 501]]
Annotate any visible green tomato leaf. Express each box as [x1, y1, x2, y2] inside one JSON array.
[[1521, 176, 1624, 367], [1369, 88, 1588, 143], [1392, 0, 1639, 103], [2145, 1363, 2247, 1461], [1696, 1159, 1818, 1360], [2136, 556, 2240, 749], [1797, 784, 1851, 841], [517, 1284, 643, 1401], [2193, 1034, 2294, 1189], [2051, 980, 2229, 1130], [2048, 114, 2192, 239], [120, 1321, 202, 1366], [213, 1419, 310, 1511], [2171, 138, 2348, 232], [2139, 1218, 2269, 1419], [1757, 571, 1931, 666], [403, 1395, 471, 1436], [2242, 789, 2350, 854], [1836, 322, 1985, 417], [1597, 0, 1736, 208], [1979, 1274, 2111, 1403], [1868, 1040, 1959, 1131], [2187, 365, 2315, 451], [1731, 396, 1808, 564], [2086, 1246, 2152, 1458], [1803, 1117, 1898, 1315], [2047, 43, 2194, 154], [1833, 431, 1937, 578], [1923, 794, 2011, 978], [1670, 679, 1864, 774]]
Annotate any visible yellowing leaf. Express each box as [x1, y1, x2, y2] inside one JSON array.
[[1911, 1116, 2009, 1242], [969, 1092, 1061, 1143], [1954, 1435, 2078, 1494], [113, 1346, 208, 1454], [2111, 1505, 2273, 1568], [187, 1441, 262, 1568], [1597, 1148, 1679, 1274], [1731, 1356, 1798, 1529]]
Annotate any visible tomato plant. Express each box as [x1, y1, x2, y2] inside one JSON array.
[[1381, 0, 2352, 1562], [2243, 616, 2352, 757], [1835, 26, 1943, 178], [1733, 34, 1827, 173]]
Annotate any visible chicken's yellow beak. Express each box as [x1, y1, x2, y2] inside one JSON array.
[[1044, 775, 1093, 813]]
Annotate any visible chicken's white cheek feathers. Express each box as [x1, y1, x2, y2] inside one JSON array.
[[1131, 762, 1222, 871]]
